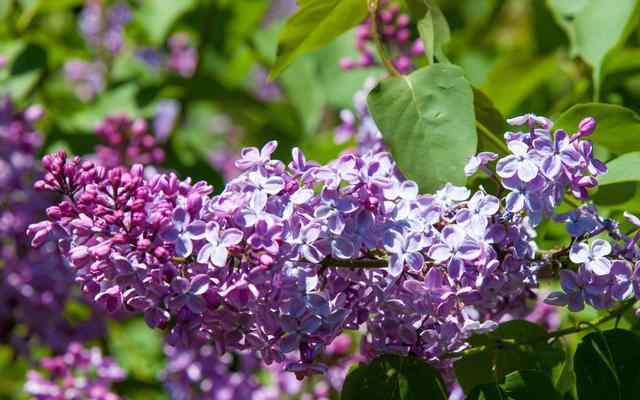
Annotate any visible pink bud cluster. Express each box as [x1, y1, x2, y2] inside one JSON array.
[[340, 1, 424, 74]]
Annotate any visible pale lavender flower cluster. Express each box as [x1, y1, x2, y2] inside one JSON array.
[[340, 0, 423, 74], [24, 342, 125, 400], [466, 114, 606, 225], [79, 0, 131, 55], [92, 113, 166, 168], [28, 133, 547, 379], [168, 33, 198, 78], [136, 32, 198, 78], [544, 208, 640, 312], [163, 333, 361, 399], [63, 60, 106, 102], [0, 97, 105, 354], [334, 77, 385, 154]]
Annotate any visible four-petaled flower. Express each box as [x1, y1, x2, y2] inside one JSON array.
[[570, 239, 612, 276], [197, 222, 243, 267]]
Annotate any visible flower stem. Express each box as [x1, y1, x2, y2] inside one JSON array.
[[321, 256, 388, 269], [368, 0, 401, 77]]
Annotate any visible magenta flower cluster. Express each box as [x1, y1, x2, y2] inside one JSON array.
[[0, 97, 105, 354], [92, 113, 166, 169], [340, 1, 423, 74], [25, 342, 125, 400], [28, 112, 609, 378], [79, 0, 131, 55]]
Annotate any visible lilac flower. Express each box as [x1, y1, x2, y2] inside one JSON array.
[[314, 189, 358, 234], [168, 274, 210, 313], [248, 219, 283, 254], [25, 343, 125, 400], [545, 269, 590, 312], [507, 113, 552, 130], [570, 239, 612, 275], [280, 314, 322, 352], [197, 222, 243, 267], [153, 99, 180, 142], [496, 141, 539, 182], [383, 229, 424, 276], [610, 260, 633, 301], [464, 152, 498, 176], [160, 208, 206, 257]]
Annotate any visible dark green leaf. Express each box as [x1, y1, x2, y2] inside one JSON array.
[[546, 0, 640, 98], [473, 87, 509, 154], [554, 103, 640, 155], [367, 63, 477, 192], [574, 329, 640, 400], [413, 0, 451, 63], [454, 349, 496, 394], [501, 370, 561, 400], [467, 383, 506, 400], [270, 0, 368, 79], [341, 354, 448, 400], [455, 321, 564, 394]]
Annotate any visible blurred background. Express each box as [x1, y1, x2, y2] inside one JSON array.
[[2, 0, 640, 398]]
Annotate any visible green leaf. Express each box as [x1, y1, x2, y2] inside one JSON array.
[[598, 152, 640, 186], [455, 320, 565, 394], [481, 55, 558, 115], [412, 0, 451, 64], [135, 0, 198, 45], [546, 0, 640, 99], [269, 0, 368, 79], [574, 329, 640, 400], [454, 349, 497, 393], [367, 63, 477, 192], [341, 354, 448, 400], [554, 103, 640, 155], [467, 384, 505, 400], [473, 87, 509, 154], [501, 370, 561, 400]]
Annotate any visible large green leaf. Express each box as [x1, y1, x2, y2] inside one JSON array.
[[269, 0, 367, 79], [467, 371, 562, 400], [546, 0, 640, 99], [554, 103, 640, 155], [574, 329, 640, 400], [598, 152, 640, 186], [455, 320, 565, 394], [341, 354, 448, 400], [367, 63, 477, 192], [501, 370, 561, 400]]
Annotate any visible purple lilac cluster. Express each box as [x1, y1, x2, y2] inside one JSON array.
[[136, 32, 198, 78], [22, 143, 517, 377], [92, 113, 166, 169], [334, 77, 385, 154], [79, 0, 131, 55], [0, 97, 105, 354], [63, 60, 106, 102], [340, 1, 423, 74], [163, 333, 361, 400], [24, 342, 125, 400], [544, 208, 640, 313], [163, 342, 270, 400], [462, 115, 640, 313], [167, 33, 198, 78]]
